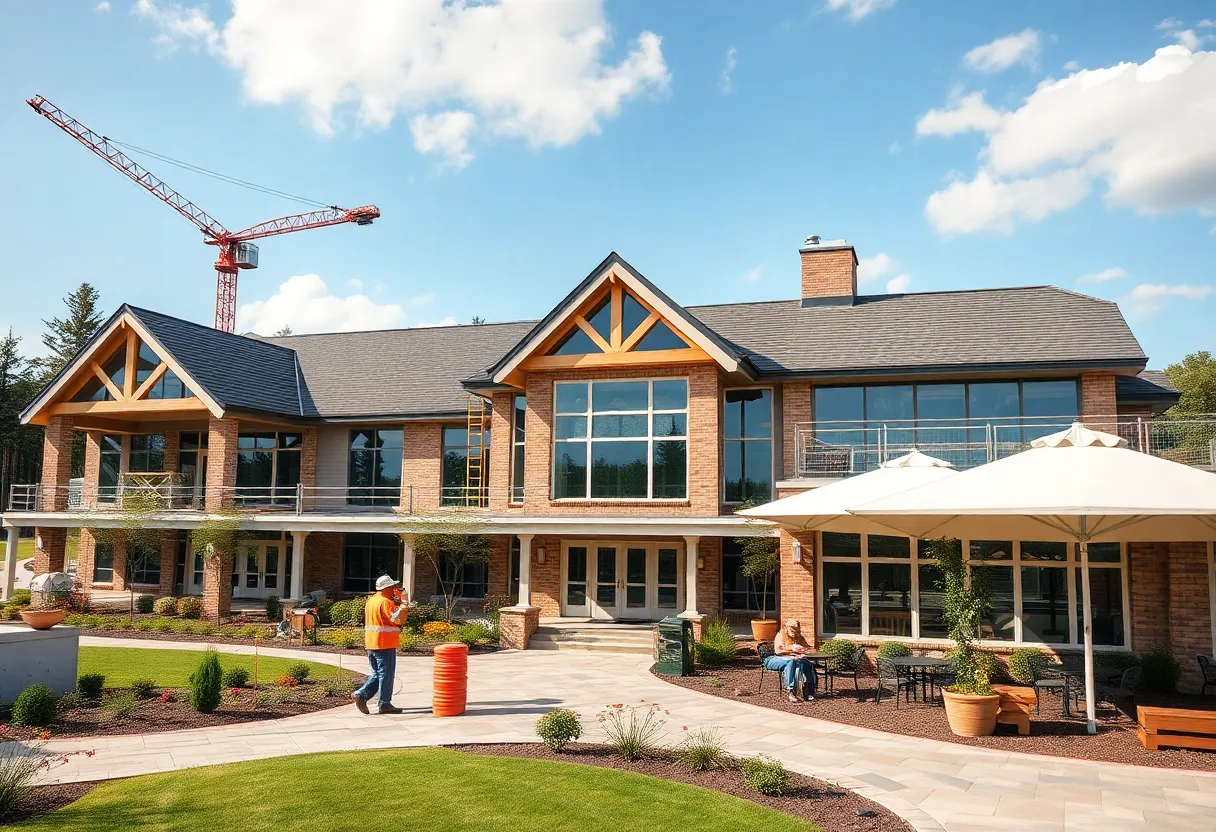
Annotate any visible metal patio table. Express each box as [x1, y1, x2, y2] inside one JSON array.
[[886, 655, 953, 703]]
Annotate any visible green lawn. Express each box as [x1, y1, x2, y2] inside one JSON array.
[[78, 646, 347, 688], [13, 748, 817, 831], [0, 536, 35, 562]]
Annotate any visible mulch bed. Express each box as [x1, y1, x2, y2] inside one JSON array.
[[452, 743, 910, 832], [0, 783, 94, 826], [75, 628, 500, 656], [656, 655, 1216, 772]]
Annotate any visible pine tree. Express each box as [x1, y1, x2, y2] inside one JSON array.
[[0, 329, 43, 507], [273, 324, 293, 336], [39, 283, 105, 379]]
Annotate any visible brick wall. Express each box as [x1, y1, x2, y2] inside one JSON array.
[[300, 427, 318, 488], [487, 534, 510, 601], [800, 247, 856, 300], [163, 431, 180, 479], [402, 421, 443, 513], [303, 532, 343, 598], [205, 416, 238, 511], [202, 544, 233, 621], [781, 381, 811, 479], [1080, 373, 1117, 431], [528, 534, 563, 617], [488, 393, 514, 511], [77, 529, 97, 587], [1129, 541, 1214, 693], [40, 416, 75, 510], [111, 541, 128, 592], [779, 529, 816, 645], [33, 527, 67, 575], [1129, 543, 1169, 651], [83, 433, 101, 510], [695, 536, 722, 618]]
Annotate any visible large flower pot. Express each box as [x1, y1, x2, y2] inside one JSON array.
[[20, 609, 66, 630], [942, 689, 1001, 737], [750, 618, 779, 642]]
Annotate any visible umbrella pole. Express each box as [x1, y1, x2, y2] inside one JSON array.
[[1079, 524, 1097, 735]]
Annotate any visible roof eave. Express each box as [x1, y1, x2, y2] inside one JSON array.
[[753, 356, 1149, 381]]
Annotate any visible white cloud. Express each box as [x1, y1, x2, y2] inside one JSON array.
[[1063, 60, 1080, 72], [407, 291, 436, 306], [1125, 283, 1212, 315], [345, 277, 363, 290], [1158, 17, 1214, 52], [410, 111, 477, 170], [94, 1, 111, 12], [916, 91, 1003, 136], [719, 47, 737, 95], [857, 252, 897, 283], [963, 29, 1041, 73], [134, 0, 669, 163], [743, 264, 763, 283], [1077, 267, 1128, 283], [238, 274, 404, 335], [416, 316, 458, 328], [919, 44, 1216, 232], [825, 0, 895, 22], [886, 274, 912, 293]]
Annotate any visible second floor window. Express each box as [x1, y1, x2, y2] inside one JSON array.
[[129, 435, 165, 473], [553, 379, 688, 500], [724, 389, 773, 504], [348, 429, 402, 506], [511, 396, 526, 503], [237, 432, 301, 501], [442, 426, 490, 506], [99, 435, 122, 495]]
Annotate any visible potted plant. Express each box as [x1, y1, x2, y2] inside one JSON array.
[[19, 608, 66, 630], [737, 534, 780, 642], [927, 538, 1000, 737]]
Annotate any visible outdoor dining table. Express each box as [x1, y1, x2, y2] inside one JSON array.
[[790, 650, 832, 695], [1044, 663, 1122, 718], [886, 656, 953, 703]]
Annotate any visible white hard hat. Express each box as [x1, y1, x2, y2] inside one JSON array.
[[375, 575, 400, 591]]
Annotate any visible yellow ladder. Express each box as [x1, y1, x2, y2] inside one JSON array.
[[465, 395, 488, 506]]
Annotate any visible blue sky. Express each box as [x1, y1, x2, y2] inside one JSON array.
[[1, 0, 1214, 368]]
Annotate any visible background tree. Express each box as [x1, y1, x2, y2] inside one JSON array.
[[38, 283, 105, 380], [273, 325, 293, 336], [1157, 351, 1216, 465], [1165, 350, 1216, 416], [406, 513, 491, 621], [470, 316, 485, 325], [0, 329, 43, 513]]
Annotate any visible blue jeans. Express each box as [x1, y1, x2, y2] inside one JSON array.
[[355, 648, 397, 710], [763, 655, 817, 697]]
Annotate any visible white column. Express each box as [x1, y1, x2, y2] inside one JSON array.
[[517, 534, 533, 607], [401, 534, 416, 603], [289, 531, 307, 601], [2, 525, 18, 602], [680, 535, 700, 617]]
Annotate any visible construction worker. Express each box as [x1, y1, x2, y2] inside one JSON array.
[[351, 574, 408, 715]]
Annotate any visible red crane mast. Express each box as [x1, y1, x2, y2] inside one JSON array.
[[28, 94, 380, 333]]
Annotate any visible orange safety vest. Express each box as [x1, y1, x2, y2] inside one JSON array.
[[364, 593, 404, 650]]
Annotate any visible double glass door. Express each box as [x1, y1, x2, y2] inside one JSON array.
[[232, 541, 286, 600], [563, 542, 682, 620]]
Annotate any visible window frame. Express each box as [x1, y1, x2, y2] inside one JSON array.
[[92, 540, 115, 584], [128, 540, 162, 587], [550, 377, 690, 501], [236, 431, 302, 504], [441, 424, 490, 506], [346, 428, 403, 507], [722, 386, 775, 505], [510, 395, 526, 504], [341, 533, 403, 594]]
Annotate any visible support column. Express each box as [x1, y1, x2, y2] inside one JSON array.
[[517, 534, 533, 607], [2, 525, 19, 601], [290, 531, 308, 601], [33, 528, 67, 576], [41, 416, 75, 511], [680, 535, 702, 638], [204, 416, 239, 512], [202, 543, 234, 622], [401, 535, 416, 602]]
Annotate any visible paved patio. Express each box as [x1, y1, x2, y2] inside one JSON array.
[[26, 637, 1216, 831]]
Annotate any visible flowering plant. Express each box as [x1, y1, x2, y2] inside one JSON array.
[[422, 621, 455, 638], [596, 701, 667, 760]]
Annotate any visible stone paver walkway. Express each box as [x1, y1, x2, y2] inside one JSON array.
[[25, 638, 1216, 831]]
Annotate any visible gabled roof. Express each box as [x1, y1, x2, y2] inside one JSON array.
[[1116, 370, 1180, 409]]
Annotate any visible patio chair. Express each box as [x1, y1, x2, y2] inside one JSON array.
[[875, 657, 916, 707], [1032, 668, 1067, 714], [756, 641, 776, 694], [823, 645, 868, 693], [929, 661, 956, 700], [1096, 665, 1142, 715], [1199, 655, 1216, 696]]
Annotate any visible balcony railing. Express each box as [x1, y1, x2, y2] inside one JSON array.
[[794, 414, 1216, 477]]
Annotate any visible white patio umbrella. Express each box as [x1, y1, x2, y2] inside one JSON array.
[[851, 422, 1216, 733], [737, 449, 958, 534]]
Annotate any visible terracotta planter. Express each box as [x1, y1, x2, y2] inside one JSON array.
[[20, 609, 67, 630], [942, 689, 1000, 737], [750, 618, 780, 642]]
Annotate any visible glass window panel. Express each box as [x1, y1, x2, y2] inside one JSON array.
[[968, 382, 1020, 419], [554, 415, 587, 439], [652, 379, 688, 411], [868, 535, 910, 559], [275, 450, 300, 489], [652, 440, 687, 498], [567, 547, 587, 582], [584, 294, 612, 342], [590, 441, 648, 498], [1021, 541, 1067, 562], [512, 444, 525, 502], [1079, 542, 1121, 563], [93, 542, 114, 583], [621, 290, 650, 340], [865, 385, 914, 422], [348, 449, 375, 488], [916, 384, 966, 421], [633, 320, 687, 352], [101, 434, 122, 452], [73, 375, 111, 402], [723, 441, 743, 504], [974, 564, 1015, 641], [553, 442, 587, 498], [349, 430, 373, 450], [377, 429, 403, 449], [822, 561, 862, 634], [816, 387, 865, 423], [135, 342, 159, 385], [102, 345, 126, 391], [657, 586, 677, 608], [555, 382, 588, 414], [513, 396, 527, 442], [869, 563, 912, 637], [652, 413, 687, 437], [1021, 566, 1070, 643], [548, 326, 603, 356], [657, 549, 678, 583], [1077, 567, 1125, 647], [721, 538, 776, 613], [237, 450, 273, 489], [443, 426, 469, 447], [626, 549, 646, 583], [592, 381, 648, 412], [917, 563, 949, 639], [821, 532, 861, 558], [180, 432, 201, 451], [591, 414, 648, 438], [970, 540, 1012, 561], [626, 586, 646, 607], [1022, 380, 1078, 419], [744, 389, 775, 438], [278, 433, 302, 449], [740, 440, 772, 503]]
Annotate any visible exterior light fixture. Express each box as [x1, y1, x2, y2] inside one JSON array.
[[697, 555, 705, 569], [536, 547, 546, 564], [792, 540, 802, 563], [36, 534, 43, 549]]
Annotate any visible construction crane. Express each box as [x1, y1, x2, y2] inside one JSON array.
[[28, 94, 380, 333]]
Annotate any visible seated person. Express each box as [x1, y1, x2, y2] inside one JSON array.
[[763, 619, 818, 702]]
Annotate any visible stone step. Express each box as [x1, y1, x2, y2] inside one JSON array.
[[530, 625, 655, 654], [529, 636, 654, 654]]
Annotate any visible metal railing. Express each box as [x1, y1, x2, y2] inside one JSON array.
[[794, 414, 1216, 477]]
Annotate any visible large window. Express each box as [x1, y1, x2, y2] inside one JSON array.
[[436, 554, 489, 600], [342, 533, 401, 593], [129, 541, 161, 586], [237, 432, 301, 503], [724, 389, 773, 504], [348, 429, 402, 506], [441, 426, 490, 506], [819, 533, 1127, 647], [511, 395, 526, 503], [721, 538, 777, 613], [93, 541, 114, 583], [129, 434, 165, 473], [178, 431, 208, 504], [99, 434, 122, 498], [553, 379, 688, 500]]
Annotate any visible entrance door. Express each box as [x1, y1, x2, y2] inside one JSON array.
[[562, 544, 591, 617], [233, 542, 284, 599], [592, 545, 619, 620], [654, 547, 681, 618], [561, 541, 686, 619], [619, 547, 650, 620]]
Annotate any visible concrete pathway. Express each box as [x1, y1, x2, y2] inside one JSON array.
[[25, 637, 1216, 832]]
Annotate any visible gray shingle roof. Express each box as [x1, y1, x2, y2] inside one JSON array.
[[1116, 370, 1179, 403], [685, 286, 1145, 377]]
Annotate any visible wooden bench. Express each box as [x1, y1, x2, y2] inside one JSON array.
[[1137, 706, 1216, 751], [993, 684, 1036, 735]]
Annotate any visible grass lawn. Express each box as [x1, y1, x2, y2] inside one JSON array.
[[0, 536, 35, 562], [13, 748, 817, 831], [78, 646, 347, 688]]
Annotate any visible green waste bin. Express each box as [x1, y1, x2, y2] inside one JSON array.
[[654, 616, 693, 676]]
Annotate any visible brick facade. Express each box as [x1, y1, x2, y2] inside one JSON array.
[[1080, 372, 1117, 431], [695, 536, 722, 618], [401, 421, 443, 514], [303, 532, 343, 599], [781, 381, 811, 479], [488, 393, 515, 511], [205, 416, 238, 511], [778, 529, 815, 644], [1127, 542, 1212, 693], [40, 416, 75, 510], [33, 527, 67, 575], [800, 245, 856, 300]]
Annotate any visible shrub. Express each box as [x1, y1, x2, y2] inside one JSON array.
[[399, 629, 421, 651], [741, 754, 790, 796], [57, 691, 85, 711], [222, 667, 250, 688], [695, 617, 737, 668], [405, 601, 446, 630], [422, 620, 455, 638], [535, 708, 582, 752], [451, 622, 494, 647], [316, 598, 334, 625], [189, 650, 223, 714], [676, 727, 731, 772], [130, 678, 156, 699], [1007, 647, 1050, 684], [150, 618, 173, 633], [132, 619, 154, 631], [265, 594, 281, 622], [153, 597, 179, 616], [77, 673, 106, 698], [329, 598, 365, 626], [820, 638, 860, 672], [3, 604, 22, 620], [326, 628, 360, 650], [10, 589, 31, 606], [1139, 647, 1181, 694], [286, 662, 311, 683], [177, 596, 203, 619], [1094, 651, 1140, 671], [11, 684, 57, 727], [275, 674, 299, 688], [239, 624, 269, 639], [0, 748, 47, 818], [876, 641, 912, 659], [928, 538, 993, 696], [101, 690, 140, 722], [597, 703, 665, 760], [319, 673, 358, 697], [136, 594, 156, 614]]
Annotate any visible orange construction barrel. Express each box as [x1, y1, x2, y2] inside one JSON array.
[[432, 642, 469, 717]]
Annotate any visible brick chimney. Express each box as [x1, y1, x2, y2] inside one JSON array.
[[799, 236, 858, 307]]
